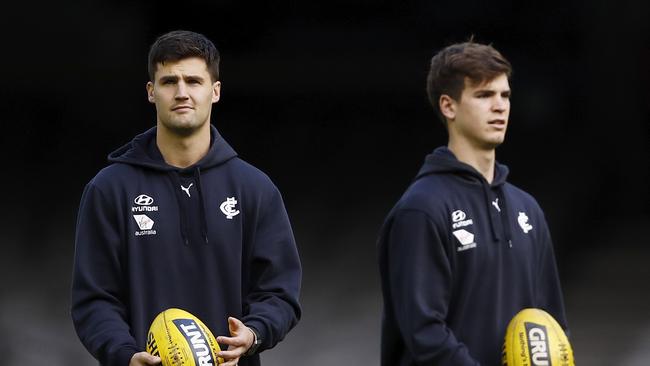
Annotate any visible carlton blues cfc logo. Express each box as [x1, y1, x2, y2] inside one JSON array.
[[220, 197, 240, 219]]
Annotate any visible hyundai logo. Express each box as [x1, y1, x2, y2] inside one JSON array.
[[452, 210, 466, 222], [134, 194, 154, 206]]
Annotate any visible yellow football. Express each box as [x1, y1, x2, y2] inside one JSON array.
[[146, 308, 223, 366], [502, 308, 574, 366]]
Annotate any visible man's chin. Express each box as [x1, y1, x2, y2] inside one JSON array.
[[487, 133, 506, 148], [480, 138, 505, 150], [160, 120, 207, 137]]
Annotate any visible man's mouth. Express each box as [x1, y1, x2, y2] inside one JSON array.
[[488, 119, 506, 126], [172, 105, 193, 111]]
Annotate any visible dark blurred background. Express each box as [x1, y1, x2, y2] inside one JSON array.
[[1, 1, 649, 365]]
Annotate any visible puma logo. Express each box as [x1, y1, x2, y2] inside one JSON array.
[[492, 198, 501, 212], [181, 183, 194, 198]]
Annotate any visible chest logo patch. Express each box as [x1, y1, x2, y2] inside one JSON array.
[[134, 194, 154, 205], [453, 229, 477, 251], [452, 209, 474, 229], [132, 194, 158, 236], [133, 214, 156, 236], [518, 212, 533, 233], [220, 197, 240, 219], [133, 214, 154, 230], [452, 210, 466, 222]]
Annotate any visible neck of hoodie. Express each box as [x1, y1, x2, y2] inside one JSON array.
[[415, 147, 512, 245], [108, 125, 238, 246], [447, 139, 496, 183], [156, 122, 211, 169]]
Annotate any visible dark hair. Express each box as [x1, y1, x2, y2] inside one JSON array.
[[148, 30, 220, 82], [426, 40, 512, 122]]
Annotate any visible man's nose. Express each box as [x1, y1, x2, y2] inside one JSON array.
[[492, 96, 508, 112], [175, 82, 189, 99]]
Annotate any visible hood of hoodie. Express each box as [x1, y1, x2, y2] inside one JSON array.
[[415, 146, 509, 186], [415, 146, 513, 244], [108, 125, 237, 171], [107, 125, 238, 246]]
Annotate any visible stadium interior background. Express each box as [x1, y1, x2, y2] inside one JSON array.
[[1, 1, 649, 365]]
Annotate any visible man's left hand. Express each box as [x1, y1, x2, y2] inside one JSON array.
[[216, 317, 255, 366]]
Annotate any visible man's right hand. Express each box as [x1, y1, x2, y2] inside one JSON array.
[[129, 352, 161, 366]]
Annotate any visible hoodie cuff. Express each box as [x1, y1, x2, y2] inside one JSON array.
[[243, 319, 268, 351]]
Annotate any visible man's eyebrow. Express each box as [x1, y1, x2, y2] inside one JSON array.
[[474, 89, 496, 95], [158, 75, 179, 82], [473, 88, 511, 95], [158, 74, 207, 83], [184, 74, 206, 81]]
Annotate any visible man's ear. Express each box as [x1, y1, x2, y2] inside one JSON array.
[[146, 81, 155, 103], [212, 81, 221, 103], [439, 94, 456, 120]]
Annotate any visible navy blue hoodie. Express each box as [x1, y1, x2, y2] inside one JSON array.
[[378, 147, 567, 366], [71, 126, 301, 366]]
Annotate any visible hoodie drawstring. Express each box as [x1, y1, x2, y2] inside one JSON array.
[[169, 171, 190, 246], [496, 188, 513, 247], [193, 167, 210, 244], [481, 182, 500, 243], [169, 168, 210, 245], [482, 181, 513, 247], [416, 147, 514, 247]]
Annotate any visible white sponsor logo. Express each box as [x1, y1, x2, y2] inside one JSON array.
[[220, 197, 240, 219], [518, 212, 533, 233], [181, 183, 194, 198], [452, 210, 466, 222], [452, 210, 474, 229], [132, 194, 159, 212], [133, 214, 154, 230], [133, 214, 156, 236], [134, 194, 154, 205], [131, 195, 158, 236], [133, 215, 154, 230], [453, 229, 477, 251]]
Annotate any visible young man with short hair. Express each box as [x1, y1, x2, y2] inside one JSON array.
[[71, 30, 301, 366], [378, 41, 568, 365]]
